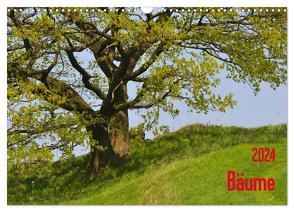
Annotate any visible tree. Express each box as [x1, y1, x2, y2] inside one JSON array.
[[7, 7, 287, 179]]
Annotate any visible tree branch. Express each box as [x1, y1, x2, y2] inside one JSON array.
[[66, 49, 106, 100], [8, 63, 94, 113], [129, 43, 165, 79]]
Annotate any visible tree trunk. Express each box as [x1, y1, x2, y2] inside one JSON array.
[[109, 111, 131, 158], [87, 82, 131, 178], [86, 111, 131, 179], [86, 124, 115, 179]]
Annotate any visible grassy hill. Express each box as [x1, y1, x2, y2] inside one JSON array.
[[8, 124, 287, 205]]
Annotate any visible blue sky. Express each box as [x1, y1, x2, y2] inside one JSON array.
[[128, 76, 287, 138]]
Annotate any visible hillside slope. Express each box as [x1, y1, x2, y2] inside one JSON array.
[[8, 124, 287, 205]]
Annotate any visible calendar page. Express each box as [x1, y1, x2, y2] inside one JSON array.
[[6, 5, 287, 205]]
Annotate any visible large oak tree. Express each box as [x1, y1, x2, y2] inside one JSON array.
[[7, 7, 287, 178]]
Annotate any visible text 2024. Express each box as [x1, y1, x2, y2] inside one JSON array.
[[252, 147, 275, 162]]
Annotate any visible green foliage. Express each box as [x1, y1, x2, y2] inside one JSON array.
[[7, 80, 99, 180], [129, 123, 145, 144]]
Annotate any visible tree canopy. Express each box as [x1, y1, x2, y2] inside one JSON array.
[[7, 7, 287, 179]]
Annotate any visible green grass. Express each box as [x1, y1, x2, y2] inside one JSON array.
[[8, 124, 287, 205]]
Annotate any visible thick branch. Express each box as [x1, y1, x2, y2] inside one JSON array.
[[8, 63, 94, 113], [114, 79, 178, 111], [128, 43, 165, 80], [41, 54, 59, 85], [66, 50, 106, 100]]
